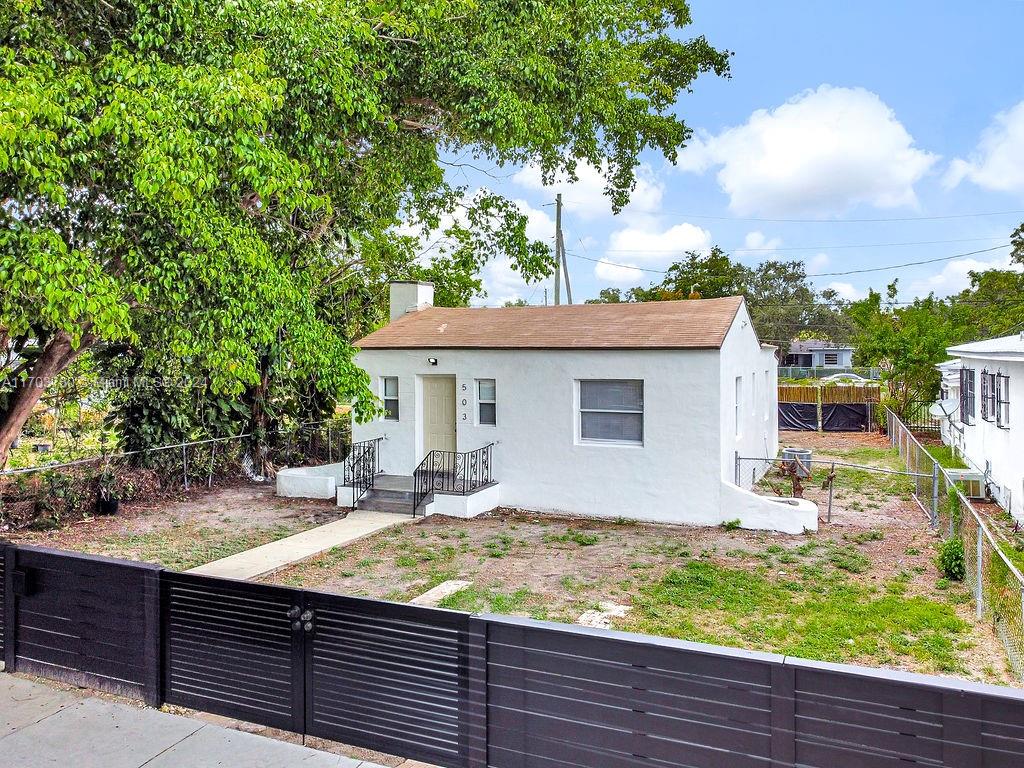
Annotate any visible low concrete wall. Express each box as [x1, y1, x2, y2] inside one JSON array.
[[277, 463, 346, 499], [428, 484, 501, 518], [719, 480, 818, 534]]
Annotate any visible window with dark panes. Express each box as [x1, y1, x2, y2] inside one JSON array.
[[996, 373, 1010, 428], [579, 380, 643, 444], [477, 379, 496, 425], [960, 368, 975, 425], [382, 376, 399, 420]]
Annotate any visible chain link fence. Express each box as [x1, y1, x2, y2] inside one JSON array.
[[0, 418, 350, 532], [886, 407, 1024, 679]]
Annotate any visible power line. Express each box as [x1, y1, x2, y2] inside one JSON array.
[[601, 236, 1007, 254], [569, 243, 1012, 278], [653, 209, 1024, 224]]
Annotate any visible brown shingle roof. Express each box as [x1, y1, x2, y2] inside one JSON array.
[[356, 296, 744, 350]]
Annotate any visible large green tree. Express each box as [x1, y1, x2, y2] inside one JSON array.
[[0, 0, 729, 465], [598, 248, 851, 349]]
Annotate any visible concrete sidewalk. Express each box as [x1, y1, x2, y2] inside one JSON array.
[[0, 675, 386, 767], [188, 510, 411, 580]]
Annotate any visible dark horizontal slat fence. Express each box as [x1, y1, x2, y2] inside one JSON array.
[[305, 592, 472, 767], [1, 543, 9, 666], [3, 542, 1024, 768], [161, 571, 304, 732], [7, 546, 160, 704]]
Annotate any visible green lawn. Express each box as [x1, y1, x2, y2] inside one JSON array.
[[625, 557, 970, 674]]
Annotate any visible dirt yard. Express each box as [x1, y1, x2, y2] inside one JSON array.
[[8, 483, 344, 570], [264, 432, 1016, 685]]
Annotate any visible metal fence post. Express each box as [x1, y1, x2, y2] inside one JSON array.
[[734, 451, 740, 486], [976, 528, 984, 620], [931, 462, 940, 530], [182, 445, 190, 491], [327, 424, 333, 463]]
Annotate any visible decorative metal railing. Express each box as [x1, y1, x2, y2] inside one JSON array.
[[342, 438, 382, 508], [412, 443, 494, 515]]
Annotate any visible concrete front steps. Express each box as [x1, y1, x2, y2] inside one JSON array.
[[337, 473, 500, 519]]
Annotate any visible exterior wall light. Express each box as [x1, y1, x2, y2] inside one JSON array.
[[427, 357, 438, 366]]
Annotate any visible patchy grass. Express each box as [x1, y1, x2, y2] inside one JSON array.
[[626, 560, 969, 674], [263, 499, 1013, 683], [438, 585, 547, 618], [90, 522, 298, 570], [927, 444, 968, 470]]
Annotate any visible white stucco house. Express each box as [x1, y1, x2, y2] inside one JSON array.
[[333, 282, 813, 533], [936, 333, 1023, 521]]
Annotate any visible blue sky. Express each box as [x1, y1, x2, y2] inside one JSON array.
[[444, 1, 1024, 306]]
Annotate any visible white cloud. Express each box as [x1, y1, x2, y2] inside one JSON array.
[[907, 254, 1022, 297], [604, 222, 712, 262], [512, 161, 664, 221], [944, 100, 1024, 195], [739, 230, 782, 253], [807, 252, 830, 272], [677, 85, 938, 216], [594, 258, 645, 284], [825, 281, 865, 300]]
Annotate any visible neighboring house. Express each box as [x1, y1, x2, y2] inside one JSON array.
[[782, 339, 855, 368], [936, 333, 1023, 521], [342, 282, 813, 533]]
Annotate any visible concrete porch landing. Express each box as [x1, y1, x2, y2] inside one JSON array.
[[188, 510, 412, 580]]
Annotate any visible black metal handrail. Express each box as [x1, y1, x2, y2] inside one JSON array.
[[412, 443, 494, 515], [342, 438, 382, 507]]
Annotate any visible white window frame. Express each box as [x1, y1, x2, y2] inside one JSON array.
[[381, 376, 399, 421], [578, 379, 644, 446], [764, 368, 771, 421], [476, 378, 496, 426], [734, 375, 743, 438], [996, 372, 1010, 429]]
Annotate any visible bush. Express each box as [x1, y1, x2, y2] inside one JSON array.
[[936, 538, 966, 581]]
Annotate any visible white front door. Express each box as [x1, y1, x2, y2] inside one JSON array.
[[423, 376, 456, 454]]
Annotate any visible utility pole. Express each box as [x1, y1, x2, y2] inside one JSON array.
[[554, 193, 562, 305], [553, 194, 572, 305]]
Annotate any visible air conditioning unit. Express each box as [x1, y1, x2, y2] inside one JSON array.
[[945, 468, 986, 500]]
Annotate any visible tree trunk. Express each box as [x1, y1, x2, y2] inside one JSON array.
[[0, 331, 93, 468]]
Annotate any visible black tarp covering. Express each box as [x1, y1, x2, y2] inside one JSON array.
[[822, 403, 869, 431], [779, 402, 818, 431]]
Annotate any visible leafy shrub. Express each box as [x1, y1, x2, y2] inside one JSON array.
[[936, 538, 966, 581], [721, 519, 742, 532]]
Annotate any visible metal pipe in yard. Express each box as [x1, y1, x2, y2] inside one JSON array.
[[931, 462, 939, 530], [827, 462, 836, 524]]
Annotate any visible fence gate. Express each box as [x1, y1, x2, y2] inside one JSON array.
[[162, 572, 473, 768], [4, 546, 161, 703]]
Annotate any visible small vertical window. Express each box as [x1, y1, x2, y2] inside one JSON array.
[[751, 372, 757, 416], [764, 369, 771, 420], [960, 368, 975, 425], [996, 373, 1010, 428], [382, 376, 399, 420], [477, 379, 496, 425], [735, 376, 743, 437]]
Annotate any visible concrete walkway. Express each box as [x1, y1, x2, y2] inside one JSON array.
[[0, 675, 387, 767], [188, 510, 412, 580]]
